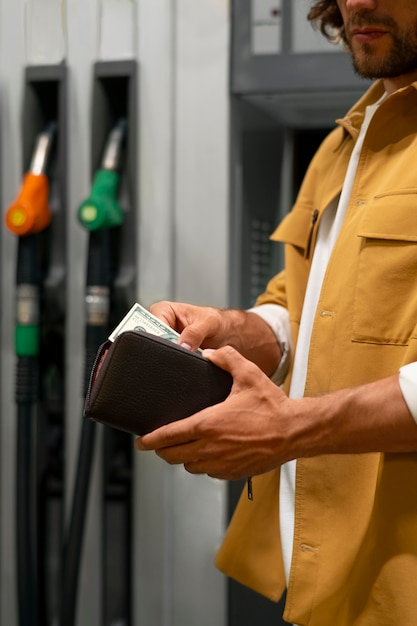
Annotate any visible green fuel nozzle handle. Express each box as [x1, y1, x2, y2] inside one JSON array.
[[78, 169, 124, 231]]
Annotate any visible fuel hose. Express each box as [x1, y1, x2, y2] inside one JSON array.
[[5, 123, 56, 626], [60, 118, 126, 626]]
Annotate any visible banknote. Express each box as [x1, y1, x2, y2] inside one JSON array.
[[108, 302, 180, 343]]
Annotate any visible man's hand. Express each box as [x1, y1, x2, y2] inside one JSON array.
[[150, 301, 232, 352], [150, 300, 282, 376], [135, 346, 294, 480], [135, 345, 417, 479]]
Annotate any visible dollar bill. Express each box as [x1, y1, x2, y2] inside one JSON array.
[[108, 302, 181, 343]]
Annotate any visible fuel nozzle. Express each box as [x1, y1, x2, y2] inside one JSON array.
[[5, 123, 56, 236], [78, 118, 127, 231]]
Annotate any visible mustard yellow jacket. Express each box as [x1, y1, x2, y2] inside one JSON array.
[[216, 80, 417, 626]]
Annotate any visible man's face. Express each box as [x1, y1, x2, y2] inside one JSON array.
[[337, 0, 417, 81]]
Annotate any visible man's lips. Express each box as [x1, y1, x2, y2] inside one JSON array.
[[350, 26, 388, 43]]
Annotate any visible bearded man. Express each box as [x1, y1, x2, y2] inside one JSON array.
[[137, 2, 417, 624]]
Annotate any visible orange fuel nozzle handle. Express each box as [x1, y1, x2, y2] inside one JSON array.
[[5, 172, 51, 236]]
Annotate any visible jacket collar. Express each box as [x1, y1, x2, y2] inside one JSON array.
[[336, 79, 417, 142]]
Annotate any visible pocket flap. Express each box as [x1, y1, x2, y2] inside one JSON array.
[[270, 204, 315, 253], [358, 193, 417, 242]]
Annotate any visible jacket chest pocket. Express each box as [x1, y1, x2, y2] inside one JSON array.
[[352, 194, 417, 345]]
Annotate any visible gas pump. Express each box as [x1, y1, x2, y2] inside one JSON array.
[[4, 62, 68, 625], [60, 118, 127, 626], [5, 123, 56, 626]]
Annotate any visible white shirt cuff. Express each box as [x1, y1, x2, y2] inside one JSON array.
[[399, 362, 417, 424], [248, 303, 292, 386]]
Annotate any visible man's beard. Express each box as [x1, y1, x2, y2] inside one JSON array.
[[345, 13, 417, 80]]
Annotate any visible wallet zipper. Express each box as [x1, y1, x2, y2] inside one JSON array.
[[84, 339, 111, 411], [247, 477, 253, 501]]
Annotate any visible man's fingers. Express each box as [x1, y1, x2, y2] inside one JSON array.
[[203, 345, 261, 385], [149, 301, 180, 330], [155, 440, 200, 465], [135, 414, 200, 451]]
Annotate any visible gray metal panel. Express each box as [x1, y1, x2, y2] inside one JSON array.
[[135, 0, 176, 309], [134, 2, 229, 625], [232, 0, 368, 94], [174, 0, 230, 308], [173, 4, 229, 621], [228, 97, 286, 309], [0, 2, 26, 625], [65, 1, 102, 624]]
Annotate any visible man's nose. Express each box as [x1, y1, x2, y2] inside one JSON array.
[[345, 0, 377, 10]]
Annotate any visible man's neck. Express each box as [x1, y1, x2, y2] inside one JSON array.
[[383, 69, 417, 95]]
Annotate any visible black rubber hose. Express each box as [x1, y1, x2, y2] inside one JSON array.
[[59, 418, 96, 626], [60, 228, 113, 626], [16, 233, 42, 285], [16, 357, 39, 626], [60, 325, 107, 626], [15, 234, 43, 626]]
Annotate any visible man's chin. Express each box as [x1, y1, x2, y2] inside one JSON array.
[[351, 50, 392, 80]]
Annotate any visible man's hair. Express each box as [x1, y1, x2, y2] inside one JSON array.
[[308, 0, 346, 44]]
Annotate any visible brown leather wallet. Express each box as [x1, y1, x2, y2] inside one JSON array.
[[84, 330, 233, 435]]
